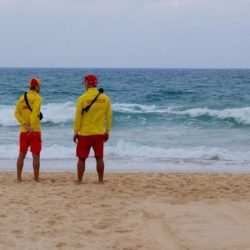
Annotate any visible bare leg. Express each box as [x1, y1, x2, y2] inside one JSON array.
[[77, 158, 86, 183], [17, 152, 27, 182], [96, 157, 104, 183], [32, 153, 40, 182]]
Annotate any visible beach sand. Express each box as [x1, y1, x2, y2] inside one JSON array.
[[0, 172, 250, 250]]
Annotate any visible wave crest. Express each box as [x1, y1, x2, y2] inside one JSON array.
[[1, 102, 250, 126], [113, 103, 250, 125], [177, 107, 250, 125], [0, 102, 75, 126]]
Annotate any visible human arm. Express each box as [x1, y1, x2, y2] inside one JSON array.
[[104, 97, 112, 142], [73, 97, 83, 143], [14, 98, 26, 126], [73, 134, 78, 143], [30, 97, 42, 130], [15, 98, 31, 131]]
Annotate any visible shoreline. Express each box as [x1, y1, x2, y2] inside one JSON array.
[[1, 158, 250, 173], [2, 169, 250, 173]]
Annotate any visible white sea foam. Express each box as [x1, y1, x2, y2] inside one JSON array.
[[0, 144, 75, 160], [112, 103, 170, 114], [113, 104, 250, 125], [106, 140, 250, 162], [1, 102, 165, 126], [42, 102, 75, 124], [0, 105, 18, 126], [176, 107, 250, 125], [0, 102, 75, 126], [1, 141, 250, 163], [2, 103, 250, 126]]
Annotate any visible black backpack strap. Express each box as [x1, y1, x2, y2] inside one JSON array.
[[81, 88, 104, 115], [24, 92, 33, 112], [24, 92, 43, 121]]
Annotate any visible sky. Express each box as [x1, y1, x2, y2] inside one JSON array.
[[0, 0, 250, 68]]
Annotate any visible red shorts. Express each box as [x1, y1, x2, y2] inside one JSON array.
[[76, 135, 104, 159], [19, 132, 42, 155]]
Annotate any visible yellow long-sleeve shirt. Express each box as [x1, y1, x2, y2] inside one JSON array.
[[15, 90, 42, 132], [74, 88, 112, 136]]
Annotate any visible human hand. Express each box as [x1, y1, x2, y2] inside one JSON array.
[[24, 123, 32, 134], [73, 134, 78, 143], [27, 127, 33, 134], [104, 133, 109, 142]]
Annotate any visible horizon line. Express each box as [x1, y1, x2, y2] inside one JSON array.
[[0, 66, 250, 70]]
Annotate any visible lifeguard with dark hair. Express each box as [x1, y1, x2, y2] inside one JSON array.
[[14, 77, 43, 182]]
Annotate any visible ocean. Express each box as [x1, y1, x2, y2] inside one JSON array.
[[1, 68, 250, 172]]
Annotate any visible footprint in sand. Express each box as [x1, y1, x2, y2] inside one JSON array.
[[111, 239, 144, 250], [93, 218, 120, 230]]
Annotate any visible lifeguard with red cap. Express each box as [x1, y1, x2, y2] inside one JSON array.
[[14, 77, 43, 182], [73, 74, 112, 183], [84, 74, 98, 86], [29, 77, 41, 89]]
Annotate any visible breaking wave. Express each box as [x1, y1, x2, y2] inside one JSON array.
[[1, 103, 250, 126]]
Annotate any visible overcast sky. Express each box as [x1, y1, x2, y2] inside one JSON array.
[[0, 0, 250, 68]]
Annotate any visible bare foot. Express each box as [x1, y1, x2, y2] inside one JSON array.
[[74, 180, 83, 185], [16, 178, 22, 183]]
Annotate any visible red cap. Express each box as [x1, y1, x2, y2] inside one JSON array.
[[29, 78, 41, 88], [84, 74, 98, 85]]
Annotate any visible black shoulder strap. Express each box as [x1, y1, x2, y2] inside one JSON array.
[[24, 92, 43, 121], [81, 88, 104, 115], [24, 92, 33, 112]]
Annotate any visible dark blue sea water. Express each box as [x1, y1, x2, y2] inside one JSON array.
[[1, 68, 250, 172]]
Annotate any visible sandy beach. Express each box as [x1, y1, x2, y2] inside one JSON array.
[[0, 172, 250, 250]]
